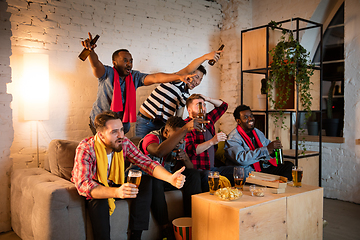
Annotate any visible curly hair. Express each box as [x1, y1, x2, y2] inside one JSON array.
[[112, 49, 130, 61], [233, 105, 251, 120], [165, 116, 186, 129]]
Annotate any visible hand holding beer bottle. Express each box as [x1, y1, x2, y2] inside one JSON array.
[[267, 139, 282, 153], [185, 118, 208, 132]]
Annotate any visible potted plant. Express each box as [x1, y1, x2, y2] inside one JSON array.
[[257, 78, 267, 110], [307, 112, 319, 136], [324, 81, 340, 136], [267, 21, 315, 129]]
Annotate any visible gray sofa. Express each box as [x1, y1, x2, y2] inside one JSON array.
[[11, 139, 184, 240]]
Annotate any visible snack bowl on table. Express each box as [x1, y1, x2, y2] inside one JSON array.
[[249, 185, 265, 197], [215, 187, 242, 201]]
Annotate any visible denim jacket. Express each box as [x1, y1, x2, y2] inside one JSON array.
[[224, 127, 271, 176]]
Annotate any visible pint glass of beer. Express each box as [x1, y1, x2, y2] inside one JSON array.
[[127, 169, 142, 187], [233, 167, 245, 191], [292, 166, 303, 187], [208, 171, 220, 195]]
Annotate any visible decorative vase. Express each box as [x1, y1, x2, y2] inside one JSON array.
[[323, 118, 340, 137], [274, 75, 295, 109], [307, 121, 319, 136], [257, 94, 267, 110]]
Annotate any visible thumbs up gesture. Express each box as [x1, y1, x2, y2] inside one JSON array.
[[170, 166, 186, 189]]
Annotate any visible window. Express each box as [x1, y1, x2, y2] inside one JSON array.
[[313, 3, 344, 137]]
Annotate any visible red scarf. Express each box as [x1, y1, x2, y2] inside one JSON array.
[[110, 67, 137, 123], [236, 125, 277, 172]]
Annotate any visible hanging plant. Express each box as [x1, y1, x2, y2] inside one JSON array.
[[267, 21, 315, 129]]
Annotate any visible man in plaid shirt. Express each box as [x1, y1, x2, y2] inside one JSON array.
[[184, 94, 234, 192], [71, 111, 185, 240]]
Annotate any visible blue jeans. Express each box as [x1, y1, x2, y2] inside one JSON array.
[[135, 115, 165, 138]]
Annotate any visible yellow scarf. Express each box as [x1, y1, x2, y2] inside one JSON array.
[[94, 134, 125, 215]]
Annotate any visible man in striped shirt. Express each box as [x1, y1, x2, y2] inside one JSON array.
[[71, 111, 186, 240], [136, 50, 222, 138]]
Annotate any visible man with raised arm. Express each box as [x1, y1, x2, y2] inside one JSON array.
[[138, 116, 203, 240], [71, 111, 186, 240], [136, 51, 222, 138], [184, 94, 234, 191], [224, 104, 293, 180], [81, 33, 194, 134]]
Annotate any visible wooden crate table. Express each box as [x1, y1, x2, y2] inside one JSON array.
[[192, 184, 323, 240]]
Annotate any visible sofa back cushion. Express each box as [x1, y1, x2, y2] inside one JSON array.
[[48, 139, 79, 181]]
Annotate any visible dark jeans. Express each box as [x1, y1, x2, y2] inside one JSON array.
[[89, 117, 131, 135], [198, 166, 235, 192], [86, 175, 153, 240], [260, 161, 294, 181], [151, 168, 201, 225], [135, 114, 165, 138]]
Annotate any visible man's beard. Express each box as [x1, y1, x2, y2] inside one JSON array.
[[107, 139, 123, 152], [114, 64, 129, 77]]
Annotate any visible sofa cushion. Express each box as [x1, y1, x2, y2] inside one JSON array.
[[48, 139, 79, 181]]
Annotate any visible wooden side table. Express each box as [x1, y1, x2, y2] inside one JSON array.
[[192, 184, 323, 240]]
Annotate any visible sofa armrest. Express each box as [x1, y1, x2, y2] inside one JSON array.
[[11, 168, 86, 240]]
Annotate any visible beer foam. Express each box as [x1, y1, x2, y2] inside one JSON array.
[[128, 171, 142, 177]]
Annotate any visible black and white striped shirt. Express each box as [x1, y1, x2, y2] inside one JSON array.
[[140, 81, 190, 121]]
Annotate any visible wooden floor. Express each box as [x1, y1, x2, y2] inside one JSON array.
[[323, 198, 360, 240], [1, 198, 359, 240]]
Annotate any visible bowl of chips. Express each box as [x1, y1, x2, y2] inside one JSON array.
[[215, 187, 242, 201]]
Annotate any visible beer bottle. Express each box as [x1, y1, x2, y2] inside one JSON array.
[[208, 44, 224, 66], [78, 34, 100, 61], [274, 137, 284, 164], [197, 102, 205, 130]]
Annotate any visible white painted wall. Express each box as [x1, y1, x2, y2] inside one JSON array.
[[6, 0, 223, 167], [2, 0, 223, 232], [217, 0, 253, 134], [0, 0, 14, 232]]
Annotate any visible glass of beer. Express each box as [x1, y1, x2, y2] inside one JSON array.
[[233, 166, 245, 191], [292, 166, 303, 187], [208, 171, 220, 195], [127, 169, 142, 188]]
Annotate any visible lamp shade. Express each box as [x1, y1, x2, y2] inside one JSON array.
[[22, 53, 49, 121]]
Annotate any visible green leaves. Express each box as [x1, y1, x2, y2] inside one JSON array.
[[268, 23, 314, 126], [266, 20, 315, 152]]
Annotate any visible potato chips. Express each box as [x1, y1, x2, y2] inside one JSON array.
[[215, 187, 242, 201]]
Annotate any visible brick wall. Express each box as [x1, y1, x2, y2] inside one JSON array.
[[3, 0, 222, 232], [0, 0, 14, 232], [7, 0, 223, 166], [218, 0, 252, 134]]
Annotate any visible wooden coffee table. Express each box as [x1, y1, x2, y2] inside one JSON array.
[[192, 184, 323, 240]]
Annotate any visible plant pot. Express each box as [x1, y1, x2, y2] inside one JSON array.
[[257, 94, 267, 110], [274, 75, 295, 109], [323, 118, 340, 137], [307, 121, 319, 136]]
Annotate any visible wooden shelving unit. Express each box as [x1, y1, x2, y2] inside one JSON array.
[[241, 18, 323, 186]]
